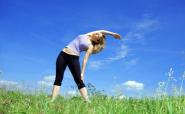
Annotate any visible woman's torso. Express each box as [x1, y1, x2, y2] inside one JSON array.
[[62, 34, 92, 56]]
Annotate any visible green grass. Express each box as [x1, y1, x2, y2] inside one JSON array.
[[0, 89, 185, 114]]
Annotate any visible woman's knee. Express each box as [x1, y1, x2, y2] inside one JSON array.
[[54, 80, 62, 86], [77, 80, 86, 89]]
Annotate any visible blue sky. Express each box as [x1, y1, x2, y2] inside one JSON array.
[[0, 0, 185, 96]]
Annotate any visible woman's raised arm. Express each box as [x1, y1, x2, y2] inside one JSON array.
[[86, 30, 121, 39], [98, 30, 121, 39]]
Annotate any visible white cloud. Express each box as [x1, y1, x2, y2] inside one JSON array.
[[124, 32, 142, 40], [111, 80, 144, 96], [38, 71, 74, 88], [66, 90, 79, 97], [116, 95, 127, 100], [126, 59, 138, 66], [123, 81, 144, 91], [43, 75, 55, 82], [123, 58, 138, 69], [0, 70, 2, 78], [0, 80, 22, 90], [135, 19, 159, 31], [183, 71, 185, 79], [0, 80, 18, 87], [38, 80, 53, 87], [89, 61, 103, 69], [38, 75, 55, 87]]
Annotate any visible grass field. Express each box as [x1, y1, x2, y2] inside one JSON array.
[[0, 88, 185, 114], [0, 69, 185, 114]]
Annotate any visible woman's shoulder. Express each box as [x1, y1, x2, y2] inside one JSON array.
[[78, 34, 92, 46], [75, 33, 88, 40], [76, 34, 88, 38]]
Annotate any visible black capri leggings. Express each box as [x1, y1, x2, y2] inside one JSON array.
[[54, 51, 85, 89]]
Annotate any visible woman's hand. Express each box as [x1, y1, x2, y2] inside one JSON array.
[[98, 30, 121, 39], [81, 74, 84, 81], [113, 33, 121, 39]]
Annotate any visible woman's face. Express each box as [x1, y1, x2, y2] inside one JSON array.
[[92, 33, 102, 43]]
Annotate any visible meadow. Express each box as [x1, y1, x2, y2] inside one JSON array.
[[0, 68, 185, 114], [0, 88, 185, 114]]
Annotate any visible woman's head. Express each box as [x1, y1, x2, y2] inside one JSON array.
[[91, 33, 102, 43], [91, 33, 106, 54]]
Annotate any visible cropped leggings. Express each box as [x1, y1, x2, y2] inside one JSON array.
[[54, 51, 85, 89]]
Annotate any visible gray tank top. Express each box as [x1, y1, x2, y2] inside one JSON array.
[[66, 34, 91, 56]]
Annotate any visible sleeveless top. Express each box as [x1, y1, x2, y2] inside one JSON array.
[[64, 34, 92, 56]]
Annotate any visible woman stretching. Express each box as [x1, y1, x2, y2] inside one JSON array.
[[51, 30, 121, 102]]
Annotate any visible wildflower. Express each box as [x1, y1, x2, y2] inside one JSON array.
[[168, 68, 174, 78], [117, 95, 126, 100], [183, 71, 185, 79], [158, 82, 165, 87]]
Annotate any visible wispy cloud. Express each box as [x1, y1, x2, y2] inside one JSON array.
[[89, 45, 129, 69], [123, 58, 138, 69], [125, 58, 138, 66], [135, 19, 159, 31], [123, 18, 159, 44], [105, 45, 129, 62], [123, 80, 144, 91]]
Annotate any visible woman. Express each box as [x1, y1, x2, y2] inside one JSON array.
[[51, 30, 121, 102]]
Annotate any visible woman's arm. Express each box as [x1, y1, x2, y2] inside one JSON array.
[[98, 30, 121, 39], [86, 30, 121, 39], [81, 45, 93, 81]]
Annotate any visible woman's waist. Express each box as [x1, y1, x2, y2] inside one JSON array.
[[62, 47, 79, 56]]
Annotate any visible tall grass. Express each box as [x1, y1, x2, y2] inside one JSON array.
[[0, 89, 185, 114], [0, 68, 185, 114]]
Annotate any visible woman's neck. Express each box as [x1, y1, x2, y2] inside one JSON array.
[[86, 35, 93, 44]]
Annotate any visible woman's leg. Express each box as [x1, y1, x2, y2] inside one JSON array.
[[51, 51, 67, 102], [79, 87, 90, 102], [51, 85, 60, 102], [68, 56, 90, 102]]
